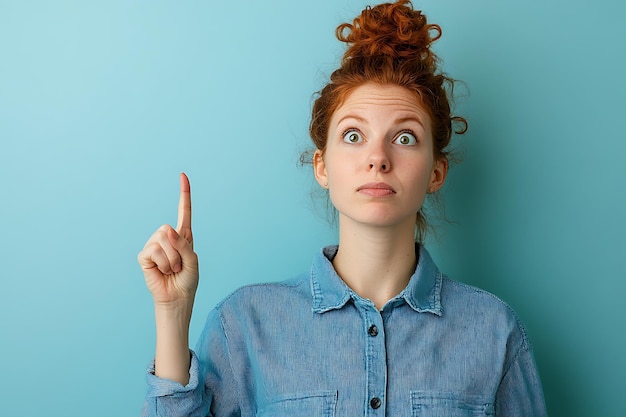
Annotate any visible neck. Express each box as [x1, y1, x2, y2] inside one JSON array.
[[332, 216, 418, 310]]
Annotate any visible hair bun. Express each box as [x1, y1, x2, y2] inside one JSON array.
[[336, 1, 440, 61]]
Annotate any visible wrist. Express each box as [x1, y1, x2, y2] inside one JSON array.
[[154, 296, 194, 315], [154, 301, 193, 328]]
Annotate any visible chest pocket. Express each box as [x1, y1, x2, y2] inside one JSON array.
[[411, 391, 495, 417], [257, 391, 337, 417]]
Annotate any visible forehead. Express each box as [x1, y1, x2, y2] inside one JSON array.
[[331, 83, 432, 128]]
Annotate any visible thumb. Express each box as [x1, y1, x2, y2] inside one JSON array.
[[167, 227, 197, 269]]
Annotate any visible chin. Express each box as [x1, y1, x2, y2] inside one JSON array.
[[342, 211, 416, 230]]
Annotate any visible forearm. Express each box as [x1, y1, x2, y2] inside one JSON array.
[[154, 301, 194, 385]]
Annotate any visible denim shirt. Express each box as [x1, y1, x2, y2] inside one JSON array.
[[144, 245, 547, 417]]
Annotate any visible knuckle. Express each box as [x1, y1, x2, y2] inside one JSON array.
[[156, 224, 173, 237], [167, 251, 182, 264]]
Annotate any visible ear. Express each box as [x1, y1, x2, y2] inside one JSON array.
[[428, 157, 448, 193], [313, 149, 328, 188]]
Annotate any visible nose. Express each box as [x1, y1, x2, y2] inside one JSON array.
[[369, 161, 388, 171], [368, 143, 391, 172]]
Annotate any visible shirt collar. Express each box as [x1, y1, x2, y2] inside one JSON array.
[[310, 244, 443, 315]]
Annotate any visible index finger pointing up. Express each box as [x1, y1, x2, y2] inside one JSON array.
[[176, 172, 192, 239]]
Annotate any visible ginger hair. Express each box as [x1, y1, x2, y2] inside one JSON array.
[[308, 0, 467, 242]]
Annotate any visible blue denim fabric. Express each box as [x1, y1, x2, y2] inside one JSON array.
[[144, 245, 546, 417]]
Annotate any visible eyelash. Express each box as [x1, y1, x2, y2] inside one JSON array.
[[394, 129, 418, 145], [342, 128, 360, 135], [342, 128, 363, 143], [341, 128, 419, 144]]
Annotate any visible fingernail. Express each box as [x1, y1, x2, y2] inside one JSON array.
[[173, 263, 181, 273]]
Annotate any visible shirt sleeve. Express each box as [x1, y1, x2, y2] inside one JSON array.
[[142, 350, 207, 417], [495, 345, 547, 417], [141, 308, 242, 417]]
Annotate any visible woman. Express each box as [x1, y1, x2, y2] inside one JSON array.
[[139, 1, 547, 415]]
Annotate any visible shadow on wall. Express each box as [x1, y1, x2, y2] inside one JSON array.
[[436, 63, 589, 416]]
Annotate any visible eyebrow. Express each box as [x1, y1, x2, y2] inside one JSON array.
[[336, 114, 425, 128], [336, 115, 367, 125], [394, 116, 425, 127]]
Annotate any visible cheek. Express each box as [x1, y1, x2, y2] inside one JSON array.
[[405, 161, 434, 189], [324, 152, 351, 179]]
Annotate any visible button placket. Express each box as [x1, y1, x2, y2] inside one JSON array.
[[362, 306, 386, 415]]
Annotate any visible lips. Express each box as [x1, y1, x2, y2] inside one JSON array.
[[357, 182, 396, 197]]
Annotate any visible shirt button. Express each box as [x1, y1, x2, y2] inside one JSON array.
[[370, 397, 382, 409], [368, 325, 379, 337]]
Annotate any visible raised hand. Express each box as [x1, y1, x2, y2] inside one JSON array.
[[138, 173, 199, 307]]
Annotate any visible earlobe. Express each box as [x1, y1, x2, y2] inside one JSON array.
[[313, 150, 328, 188], [428, 157, 448, 193]]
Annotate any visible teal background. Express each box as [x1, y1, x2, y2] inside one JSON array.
[[1, 0, 624, 415]]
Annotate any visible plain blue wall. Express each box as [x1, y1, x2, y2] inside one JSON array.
[[1, 0, 624, 415]]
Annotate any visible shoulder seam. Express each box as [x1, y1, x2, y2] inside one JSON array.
[[442, 277, 531, 350], [213, 276, 308, 311]]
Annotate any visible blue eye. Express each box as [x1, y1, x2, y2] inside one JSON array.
[[343, 130, 363, 143], [393, 131, 417, 145]]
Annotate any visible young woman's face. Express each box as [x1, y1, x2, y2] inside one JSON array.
[[314, 82, 447, 230]]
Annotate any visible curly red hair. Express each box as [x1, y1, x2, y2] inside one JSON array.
[[307, 0, 467, 241]]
